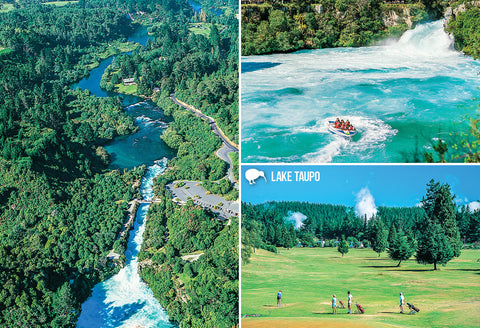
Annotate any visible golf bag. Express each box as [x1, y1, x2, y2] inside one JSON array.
[[407, 302, 420, 314], [338, 300, 345, 309], [355, 303, 365, 314]]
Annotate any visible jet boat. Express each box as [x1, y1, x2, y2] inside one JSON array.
[[328, 121, 357, 137]]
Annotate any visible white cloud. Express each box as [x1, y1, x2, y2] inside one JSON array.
[[468, 201, 480, 212]]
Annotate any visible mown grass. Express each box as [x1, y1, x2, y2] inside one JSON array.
[[115, 83, 137, 95], [242, 247, 480, 328]]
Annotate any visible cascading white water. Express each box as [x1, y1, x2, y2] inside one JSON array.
[[241, 20, 480, 163], [77, 158, 174, 328]]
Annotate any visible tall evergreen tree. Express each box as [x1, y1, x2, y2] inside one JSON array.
[[387, 229, 415, 267], [337, 235, 349, 257], [416, 222, 454, 270], [373, 219, 388, 257], [416, 180, 461, 270], [388, 223, 398, 245]]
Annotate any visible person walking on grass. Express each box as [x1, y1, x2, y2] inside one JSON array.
[[347, 291, 353, 314], [332, 294, 337, 314], [277, 290, 282, 307], [399, 292, 405, 313]]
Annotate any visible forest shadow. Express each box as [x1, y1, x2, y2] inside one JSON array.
[[109, 300, 147, 325]]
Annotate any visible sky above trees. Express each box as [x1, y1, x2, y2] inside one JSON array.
[[241, 165, 480, 210]]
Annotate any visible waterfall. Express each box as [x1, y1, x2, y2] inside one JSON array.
[[77, 158, 174, 328]]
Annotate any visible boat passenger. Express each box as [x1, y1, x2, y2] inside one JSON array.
[[335, 118, 340, 128]]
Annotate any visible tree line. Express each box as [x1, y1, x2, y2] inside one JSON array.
[[241, 0, 446, 56], [243, 180, 474, 270]]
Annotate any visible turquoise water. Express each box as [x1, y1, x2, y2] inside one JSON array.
[[241, 21, 480, 163], [71, 27, 174, 169], [77, 160, 174, 328], [74, 25, 174, 327]]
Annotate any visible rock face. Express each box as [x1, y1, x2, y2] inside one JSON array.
[[383, 7, 413, 28], [445, 1, 480, 25]]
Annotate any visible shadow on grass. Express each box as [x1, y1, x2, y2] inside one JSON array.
[[312, 312, 350, 315], [449, 268, 480, 272], [361, 265, 398, 269], [379, 311, 398, 314], [395, 268, 434, 272]]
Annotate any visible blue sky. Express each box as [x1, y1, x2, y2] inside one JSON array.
[[241, 165, 480, 210]]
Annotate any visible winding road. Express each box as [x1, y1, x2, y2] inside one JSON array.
[[170, 94, 238, 183]]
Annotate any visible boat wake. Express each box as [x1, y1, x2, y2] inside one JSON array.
[[301, 116, 397, 162]]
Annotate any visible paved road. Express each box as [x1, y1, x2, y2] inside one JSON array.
[[170, 94, 238, 152], [170, 94, 238, 184], [166, 181, 239, 220]]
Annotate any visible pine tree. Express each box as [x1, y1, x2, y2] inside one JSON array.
[[373, 219, 388, 257], [387, 230, 415, 267], [388, 223, 397, 245], [416, 222, 454, 270], [338, 235, 349, 257], [416, 180, 461, 270]]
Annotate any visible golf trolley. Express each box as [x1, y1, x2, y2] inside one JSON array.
[[407, 302, 420, 315]]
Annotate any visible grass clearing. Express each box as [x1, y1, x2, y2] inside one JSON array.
[[0, 47, 13, 56], [115, 83, 137, 95], [44, 1, 78, 7], [188, 23, 225, 37], [242, 247, 480, 327], [97, 42, 139, 60], [0, 3, 14, 13]]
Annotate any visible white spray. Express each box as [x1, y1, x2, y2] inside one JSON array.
[[355, 187, 377, 220], [284, 212, 307, 230]]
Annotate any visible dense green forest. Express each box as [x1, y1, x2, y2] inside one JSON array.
[[0, 0, 238, 326], [441, 3, 480, 163], [127, 1, 240, 326], [243, 180, 475, 270], [0, 0, 146, 325], [98, 0, 239, 144], [241, 0, 448, 55], [139, 190, 238, 327]]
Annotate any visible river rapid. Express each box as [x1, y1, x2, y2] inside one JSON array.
[[241, 20, 480, 163], [74, 24, 174, 328], [77, 160, 173, 328]]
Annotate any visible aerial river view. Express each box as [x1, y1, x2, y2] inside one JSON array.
[[73, 25, 174, 328], [241, 20, 480, 163]]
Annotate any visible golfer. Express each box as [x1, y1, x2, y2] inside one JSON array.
[[277, 290, 282, 307], [399, 292, 405, 313], [347, 291, 353, 314], [332, 294, 337, 314]]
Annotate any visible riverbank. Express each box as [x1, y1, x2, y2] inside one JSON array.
[[241, 1, 434, 56]]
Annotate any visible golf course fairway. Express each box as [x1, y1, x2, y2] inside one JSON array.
[[241, 247, 480, 327]]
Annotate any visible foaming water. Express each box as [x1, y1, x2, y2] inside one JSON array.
[[241, 20, 480, 163], [77, 158, 174, 328], [104, 101, 174, 169]]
